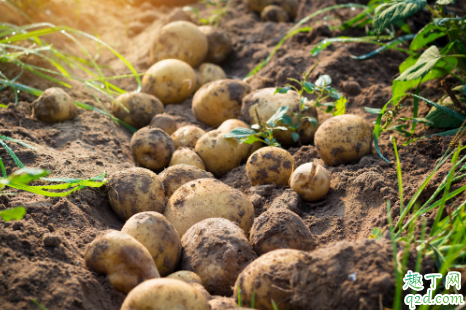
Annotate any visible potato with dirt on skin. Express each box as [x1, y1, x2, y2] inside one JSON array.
[[142, 59, 196, 105], [193, 79, 252, 127], [167, 270, 212, 301], [171, 125, 206, 149], [112, 92, 164, 129], [244, 0, 298, 18], [218, 119, 263, 160], [108, 167, 166, 220], [84, 230, 160, 294], [194, 63, 227, 91], [290, 162, 330, 202], [130, 127, 175, 170], [298, 102, 319, 144], [246, 146, 295, 186], [159, 164, 214, 197], [169, 147, 206, 170], [314, 114, 373, 166], [198, 26, 232, 64], [32, 87, 77, 124], [163, 178, 254, 237], [261, 5, 289, 22], [150, 114, 178, 135]]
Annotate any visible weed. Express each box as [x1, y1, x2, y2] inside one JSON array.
[[183, 0, 232, 27]]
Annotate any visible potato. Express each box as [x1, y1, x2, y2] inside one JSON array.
[[121, 278, 209, 310], [246, 147, 295, 186], [181, 218, 257, 295], [150, 114, 178, 135], [163, 178, 254, 237], [151, 21, 208, 68], [193, 80, 252, 127], [108, 168, 166, 220], [261, 5, 289, 22], [159, 164, 214, 197], [244, 0, 298, 18], [169, 147, 206, 170], [298, 103, 319, 144], [217, 119, 263, 160], [112, 92, 163, 129], [121, 212, 181, 276], [314, 114, 373, 166], [171, 125, 206, 149], [84, 230, 160, 294], [164, 8, 193, 24], [142, 59, 196, 105], [130, 127, 176, 170], [195, 63, 227, 91], [195, 130, 243, 177], [198, 26, 232, 64], [32, 87, 77, 124], [290, 162, 329, 202], [167, 270, 212, 301], [249, 208, 314, 255], [209, 297, 240, 310]]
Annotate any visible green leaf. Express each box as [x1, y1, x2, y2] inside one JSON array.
[[291, 132, 299, 142], [274, 86, 291, 94], [369, 227, 383, 240], [303, 82, 315, 93], [280, 115, 293, 126], [315, 75, 332, 87], [9, 168, 50, 184], [0, 207, 26, 222], [425, 97, 466, 128], [306, 117, 318, 128], [251, 124, 260, 130], [327, 87, 343, 99], [240, 135, 264, 145], [396, 46, 441, 81], [410, 23, 447, 51], [413, 94, 466, 122], [275, 126, 289, 131], [267, 106, 290, 127], [225, 128, 257, 140], [463, 85, 466, 96], [436, 0, 455, 4], [373, 0, 427, 34], [365, 107, 382, 114], [333, 96, 347, 116]]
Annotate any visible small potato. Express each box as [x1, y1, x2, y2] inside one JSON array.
[[169, 147, 206, 170], [150, 114, 178, 135], [159, 164, 214, 197], [171, 125, 206, 149], [246, 147, 295, 186], [108, 168, 166, 220], [290, 162, 329, 202], [163, 178, 254, 237], [151, 21, 208, 68], [298, 103, 319, 144], [195, 63, 227, 91], [32, 87, 77, 124], [261, 5, 289, 22], [198, 26, 232, 64], [121, 212, 181, 276], [244, 0, 298, 18], [130, 127, 176, 170], [181, 218, 257, 296], [167, 270, 202, 285], [193, 79, 252, 127], [142, 59, 196, 105], [209, 297, 239, 310], [84, 230, 160, 294], [217, 119, 263, 160], [121, 278, 210, 310], [112, 92, 164, 129], [314, 114, 373, 166]]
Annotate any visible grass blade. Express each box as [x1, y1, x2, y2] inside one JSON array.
[[392, 137, 404, 214]]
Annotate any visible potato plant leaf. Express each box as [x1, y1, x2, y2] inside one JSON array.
[[410, 23, 447, 51], [274, 86, 291, 94], [241, 135, 264, 145], [225, 128, 257, 140], [292, 132, 300, 142], [303, 82, 315, 93], [0, 206, 26, 222], [424, 98, 466, 128], [413, 94, 466, 122], [396, 46, 441, 81], [436, 0, 455, 4], [365, 107, 383, 114], [373, 0, 427, 34], [267, 106, 290, 127], [333, 96, 347, 116], [315, 75, 332, 87]]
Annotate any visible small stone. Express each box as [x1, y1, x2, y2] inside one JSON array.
[[43, 233, 61, 247], [47, 223, 55, 232], [342, 80, 362, 96], [12, 221, 23, 231]]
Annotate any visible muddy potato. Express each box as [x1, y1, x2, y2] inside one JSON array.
[[261, 5, 289, 22], [314, 114, 373, 166], [195, 63, 227, 91], [290, 162, 329, 202], [130, 127, 176, 170], [171, 125, 206, 149], [121, 278, 210, 310], [244, 0, 298, 18], [142, 59, 196, 105], [209, 297, 240, 310], [167, 270, 212, 301], [150, 114, 178, 135], [151, 21, 208, 68], [169, 147, 206, 170], [217, 119, 263, 160], [112, 92, 164, 129], [193, 80, 252, 127], [181, 218, 257, 295], [163, 178, 254, 237], [246, 147, 295, 186], [32, 87, 77, 124], [198, 26, 232, 64], [84, 230, 160, 294], [159, 164, 214, 198], [108, 168, 166, 220], [298, 103, 319, 144]]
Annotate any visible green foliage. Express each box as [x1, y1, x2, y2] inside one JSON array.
[[183, 0, 232, 26], [0, 206, 26, 221], [372, 0, 427, 34]]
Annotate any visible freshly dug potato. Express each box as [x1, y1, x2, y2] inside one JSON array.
[[142, 59, 196, 105], [112, 92, 164, 129], [151, 21, 208, 68], [195, 130, 243, 177], [217, 119, 263, 160], [193, 80, 252, 127], [181, 218, 257, 295], [163, 178, 254, 237], [246, 147, 295, 186], [150, 114, 178, 135], [32, 87, 77, 124], [198, 26, 232, 64], [290, 162, 330, 202], [167, 270, 212, 301], [244, 0, 298, 18], [121, 278, 210, 310], [121, 212, 181, 276], [130, 127, 176, 170], [314, 114, 373, 166], [261, 5, 289, 22], [171, 125, 206, 149], [195, 63, 227, 91], [159, 164, 214, 197], [298, 103, 319, 144], [108, 168, 166, 220], [209, 297, 240, 310], [84, 230, 160, 294], [169, 147, 206, 170]]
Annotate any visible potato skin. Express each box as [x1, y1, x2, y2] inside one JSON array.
[[290, 162, 330, 202], [261, 5, 289, 22], [193, 79, 252, 127], [198, 26, 232, 64], [244, 0, 298, 18], [84, 230, 160, 294], [159, 164, 214, 197], [112, 92, 163, 129], [32, 87, 77, 124], [150, 114, 178, 135], [314, 114, 373, 166], [217, 119, 263, 160], [163, 178, 254, 237], [246, 147, 295, 186], [195, 63, 227, 91], [130, 127, 176, 170], [169, 147, 206, 170], [151, 21, 208, 68], [171, 125, 206, 149], [298, 103, 319, 144], [121, 278, 210, 310], [108, 168, 166, 220], [208, 297, 239, 310], [181, 218, 257, 296], [167, 270, 202, 285]]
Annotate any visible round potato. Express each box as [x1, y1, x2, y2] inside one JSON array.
[[261, 5, 289, 22], [32, 87, 77, 124], [314, 114, 373, 166], [209, 297, 239, 310], [159, 164, 214, 198], [193, 79, 252, 127], [130, 127, 176, 170], [167, 270, 202, 285], [112, 92, 164, 129], [171, 125, 206, 149], [298, 103, 319, 144], [198, 26, 232, 64], [84, 230, 160, 294], [108, 168, 166, 220], [246, 147, 295, 186], [195, 63, 227, 91], [169, 147, 206, 170], [142, 59, 197, 105], [290, 162, 330, 202], [163, 178, 254, 237], [181, 218, 257, 296], [121, 212, 181, 276], [217, 119, 263, 160], [150, 114, 178, 135], [244, 0, 298, 18], [121, 278, 210, 310], [151, 21, 208, 68]]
